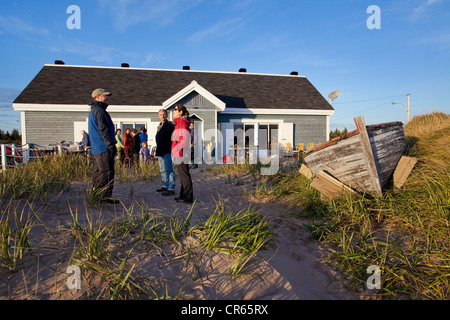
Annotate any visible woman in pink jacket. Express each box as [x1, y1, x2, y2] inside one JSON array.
[[171, 104, 193, 204]]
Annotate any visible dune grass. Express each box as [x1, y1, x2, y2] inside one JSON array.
[[0, 154, 161, 204], [254, 112, 449, 299]]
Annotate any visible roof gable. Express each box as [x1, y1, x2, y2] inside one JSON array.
[[162, 80, 225, 111], [13, 64, 334, 112]]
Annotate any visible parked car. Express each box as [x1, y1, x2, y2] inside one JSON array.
[[1, 144, 23, 164], [48, 141, 79, 154], [28, 143, 55, 158]]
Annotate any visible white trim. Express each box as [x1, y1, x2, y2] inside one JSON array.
[[13, 103, 334, 117], [43, 64, 306, 78], [13, 103, 161, 112], [162, 80, 226, 111], [229, 118, 284, 124], [20, 111, 27, 144], [221, 108, 335, 116], [326, 115, 330, 141]]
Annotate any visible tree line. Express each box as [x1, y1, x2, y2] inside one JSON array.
[[329, 127, 349, 140], [0, 128, 21, 144]]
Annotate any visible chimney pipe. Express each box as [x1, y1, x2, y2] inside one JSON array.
[[239, 68, 247, 73], [183, 66, 190, 70], [55, 60, 65, 65], [290, 71, 298, 76], [121, 63, 130, 68]]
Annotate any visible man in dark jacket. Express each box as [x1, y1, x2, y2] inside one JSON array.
[[155, 109, 175, 196], [88, 88, 119, 204]]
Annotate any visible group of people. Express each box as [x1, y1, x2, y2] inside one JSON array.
[[114, 127, 150, 165], [88, 88, 194, 205], [155, 106, 194, 203]]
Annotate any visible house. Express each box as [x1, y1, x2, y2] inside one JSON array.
[[13, 62, 334, 161]]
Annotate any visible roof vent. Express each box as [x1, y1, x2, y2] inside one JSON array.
[[55, 60, 65, 65], [121, 63, 129, 68], [239, 68, 247, 73], [183, 66, 190, 70], [290, 71, 298, 76]]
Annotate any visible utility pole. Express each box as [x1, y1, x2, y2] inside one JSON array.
[[407, 93, 411, 124]]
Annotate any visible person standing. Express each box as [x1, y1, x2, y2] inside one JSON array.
[[131, 128, 140, 165], [115, 129, 124, 165], [171, 104, 193, 204], [155, 109, 175, 196], [139, 127, 148, 148], [123, 127, 132, 162], [88, 88, 119, 204], [79, 130, 90, 149], [139, 141, 151, 162]]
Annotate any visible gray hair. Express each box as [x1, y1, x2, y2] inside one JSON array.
[[158, 109, 167, 115]]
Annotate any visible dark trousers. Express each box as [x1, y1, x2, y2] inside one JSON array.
[[117, 148, 124, 165], [175, 162, 193, 202], [91, 151, 115, 198]]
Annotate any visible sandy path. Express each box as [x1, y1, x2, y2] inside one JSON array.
[[0, 164, 359, 300]]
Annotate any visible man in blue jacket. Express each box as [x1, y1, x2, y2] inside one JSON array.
[[88, 88, 119, 204]]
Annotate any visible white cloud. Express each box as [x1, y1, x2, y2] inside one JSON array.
[[48, 39, 120, 65], [187, 17, 247, 43], [419, 33, 450, 50], [98, 0, 205, 31], [412, 0, 443, 20], [0, 15, 49, 39], [48, 37, 166, 67]]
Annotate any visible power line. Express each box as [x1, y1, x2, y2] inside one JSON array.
[[333, 96, 406, 121], [0, 119, 20, 126], [333, 94, 408, 105]]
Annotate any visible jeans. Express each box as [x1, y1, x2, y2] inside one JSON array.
[[91, 151, 115, 198], [157, 153, 175, 191]]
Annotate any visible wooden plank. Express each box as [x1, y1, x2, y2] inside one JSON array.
[[298, 163, 313, 180], [303, 134, 377, 194], [354, 116, 382, 197], [393, 156, 418, 188], [367, 123, 406, 187], [310, 170, 356, 200]]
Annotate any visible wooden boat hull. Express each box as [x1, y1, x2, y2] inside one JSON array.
[[303, 116, 406, 196]]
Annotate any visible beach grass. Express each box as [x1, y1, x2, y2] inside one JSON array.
[[254, 112, 449, 299], [60, 200, 276, 299], [0, 154, 160, 205], [0, 200, 34, 271]]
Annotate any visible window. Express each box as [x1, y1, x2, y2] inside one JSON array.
[[113, 121, 148, 132]]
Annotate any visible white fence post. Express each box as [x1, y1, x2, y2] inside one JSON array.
[[11, 144, 16, 166], [1, 144, 6, 171], [24, 144, 30, 164]]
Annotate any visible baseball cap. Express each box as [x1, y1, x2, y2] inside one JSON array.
[[92, 88, 112, 98]]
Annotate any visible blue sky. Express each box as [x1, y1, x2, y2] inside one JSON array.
[[1, 0, 449, 135]]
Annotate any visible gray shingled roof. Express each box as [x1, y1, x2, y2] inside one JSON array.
[[14, 65, 334, 111]]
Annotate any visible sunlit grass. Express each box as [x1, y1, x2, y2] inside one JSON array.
[[253, 112, 450, 299]]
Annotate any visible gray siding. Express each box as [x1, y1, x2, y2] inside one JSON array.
[[25, 111, 89, 145], [25, 111, 158, 145], [176, 92, 221, 111], [218, 113, 328, 145], [25, 109, 326, 147], [168, 92, 220, 141]]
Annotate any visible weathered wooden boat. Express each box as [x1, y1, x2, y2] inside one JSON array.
[[303, 116, 406, 197]]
